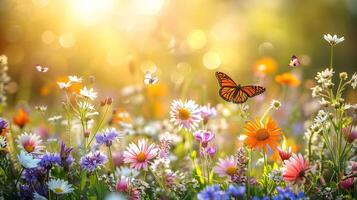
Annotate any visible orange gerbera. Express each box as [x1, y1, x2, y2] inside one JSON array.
[[275, 72, 300, 87], [243, 117, 282, 152]]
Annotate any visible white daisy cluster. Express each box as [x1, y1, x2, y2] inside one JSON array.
[[57, 75, 82, 89], [315, 68, 334, 89], [323, 34, 344, 46]]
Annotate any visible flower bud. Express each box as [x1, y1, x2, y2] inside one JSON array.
[[339, 72, 348, 80], [84, 129, 90, 138]]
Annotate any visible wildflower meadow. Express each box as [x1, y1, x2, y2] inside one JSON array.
[[0, 1, 357, 200]]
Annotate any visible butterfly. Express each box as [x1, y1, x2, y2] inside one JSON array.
[[35, 65, 49, 72], [288, 55, 300, 67], [215, 71, 266, 104], [144, 71, 158, 85]]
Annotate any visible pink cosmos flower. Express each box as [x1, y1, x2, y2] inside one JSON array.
[[282, 153, 310, 183], [123, 139, 159, 170], [213, 156, 237, 178], [194, 130, 215, 148], [16, 132, 44, 154]]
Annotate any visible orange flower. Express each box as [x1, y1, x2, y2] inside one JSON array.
[[13, 108, 30, 128], [275, 72, 300, 87], [244, 117, 282, 152], [253, 57, 277, 76]]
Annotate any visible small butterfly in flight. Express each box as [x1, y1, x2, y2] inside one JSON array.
[[35, 65, 49, 73], [215, 71, 265, 104], [144, 71, 158, 85], [288, 55, 300, 67]]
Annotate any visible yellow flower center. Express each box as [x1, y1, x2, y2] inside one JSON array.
[[178, 108, 190, 120], [24, 144, 34, 153], [54, 187, 63, 193], [256, 128, 270, 141], [225, 166, 237, 176], [137, 152, 147, 162]]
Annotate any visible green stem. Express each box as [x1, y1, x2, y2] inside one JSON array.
[[108, 146, 115, 178], [15, 168, 24, 186], [330, 45, 334, 69], [87, 105, 111, 149]]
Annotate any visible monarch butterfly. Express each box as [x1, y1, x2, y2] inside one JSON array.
[[215, 71, 266, 104]]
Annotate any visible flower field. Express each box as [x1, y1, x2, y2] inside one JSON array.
[[0, 1, 357, 200]]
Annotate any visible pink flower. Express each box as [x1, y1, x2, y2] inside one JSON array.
[[123, 139, 159, 170], [213, 156, 237, 177], [278, 147, 292, 161], [282, 153, 309, 183], [340, 177, 354, 189], [112, 152, 124, 167], [170, 100, 202, 131], [205, 146, 217, 157], [194, 130, 214, 148], [342, 126, 357, 143], [16, 132, 44, 154]]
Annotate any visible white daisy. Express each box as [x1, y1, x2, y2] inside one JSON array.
[[48, 115, 63, 122], [47, 179, 74, 194], [57, 81, 72, 89], [323, 34, 344, 45], [170, 99, 202, 131], [68, 75, 82, 83], [311, 85, 323, 97], [78, 101, 95, 111], [17, 151, 40, 168], [80, 87, 97, 100], [16, 132, 44, 154], [314, 110, 328, 124]]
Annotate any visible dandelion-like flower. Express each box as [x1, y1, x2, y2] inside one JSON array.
[[47, 179, 74, 194], [123, 139, 159, 170], [282, 153, 309, 183], [243, 117, 282, 152], [96, 128, 120, 147], [16, 132, 44, 154], [213, 156, 237, 177], [323, 34, 344, 45], [17, 151, 41, 169], [80, 87, 97, 100], [270, 100, 281, 110], [170, 99, 202, 131], [80, 151, 108, 172]]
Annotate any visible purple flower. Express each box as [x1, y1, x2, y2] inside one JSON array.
[[197, 184, 226, 200], [226, 185, 245, 198], [80, 151, 107, 172], [23, 167, 47, 184], [200, 104, 217, 124], [95, 128, 119, 147], [205, 146, 217, 157], [39, 153, 61, 169], [0, 118, 9, 136], [19, 185, 33, 200], [60, 141, 74, 169], [194, 130, 215, 148]]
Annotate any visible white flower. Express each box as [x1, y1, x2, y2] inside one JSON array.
[[323, 34, 344, 45], [57, 81, 72, 89], [35, 65, 49, 73], [17, 151, 40, 168], [48, 115, 62, 122], [104, 193, 127, 200], [144, 71, 159, 85], [0, 55, 8, 65], [115, 166, 139, 178], [270, 100, 281, 110], [16, 132, 44, 154], [311, 85, 323, 97], [47, 179, 74, 194], [170, 99, 202, 131], [0, 136, 7, 148], [315, 68, 334, 88], [319, 98, 329, 106], [33, 192, 48, 200], [68, 75, 82, 83], [80, 87, 97, 100], [351, 72, 357, 89], [35, 105, 47, 112], [314, 110, 328, 124], [78, 101, 95, 111]]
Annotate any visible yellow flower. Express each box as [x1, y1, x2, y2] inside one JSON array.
[[275, 72, 300, 87]]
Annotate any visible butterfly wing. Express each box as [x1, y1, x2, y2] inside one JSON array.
[[240, 86, 266, 97], [219, 87, 248, 103], [215, 71, 237, 87]]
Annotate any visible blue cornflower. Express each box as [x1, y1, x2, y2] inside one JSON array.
[[23, 167, 47, 184], [0, 118, 8, 136], [80, 151, 107, 172], [226, 185, 245, 198], [39, 153, 61, 169], [272, 187, 307, 200], [197, 184, 226, 200], [95, 128, 119, 147]]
